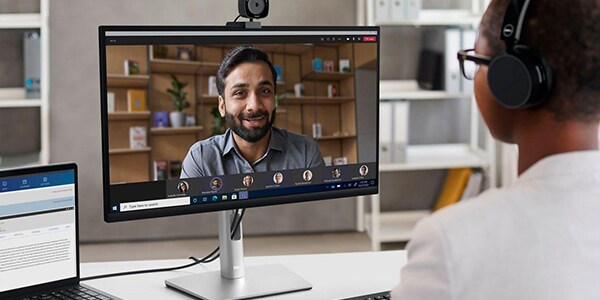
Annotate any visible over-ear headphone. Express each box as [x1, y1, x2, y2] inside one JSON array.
[[487, 0, 553, 109]]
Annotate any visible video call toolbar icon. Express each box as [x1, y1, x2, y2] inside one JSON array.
[[332, 168, 341, 178], [239, 191, 249, 200], [211, 177, 223, 191], [243, 175, 254, 188], [303, 170, 313, 182], [359, 165, 369, 176], [273, 172, 283, 184]]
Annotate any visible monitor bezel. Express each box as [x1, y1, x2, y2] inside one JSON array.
[[0, 163, 79, 298], [99, 25, 380, 223]]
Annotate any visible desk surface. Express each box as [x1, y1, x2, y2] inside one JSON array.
[[82, 250, 405, 300]]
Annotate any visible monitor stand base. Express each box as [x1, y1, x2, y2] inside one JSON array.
[[165, 264, 312, 300]]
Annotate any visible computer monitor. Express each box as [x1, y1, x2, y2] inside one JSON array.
[[99, 25, 379, 299]]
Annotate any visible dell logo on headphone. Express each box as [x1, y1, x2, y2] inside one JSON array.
[[503, 24, 514, 37]]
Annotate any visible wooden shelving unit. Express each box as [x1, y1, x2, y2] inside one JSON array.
[[302, 71, 354, 81], [199, 95, 219, 104], [107, 74, 149, 88], [315, 135, 357, 141], [105, 42, 375, 183], [278, 95, 355, 105], [149, 59, 219, 75], [150, 126, 204, 135], [109, 147, 151, 155], [108, 111, 151, 121]]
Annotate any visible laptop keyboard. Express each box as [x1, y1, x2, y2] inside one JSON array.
[[341, 290, 391, 300], [19, 285, 114, 300]]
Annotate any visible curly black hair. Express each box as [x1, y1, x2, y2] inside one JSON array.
[[216, 45, 277, 97], [480, 0, 600, 122]]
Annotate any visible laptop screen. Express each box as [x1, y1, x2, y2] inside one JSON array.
[[0, 166, 77, 294]]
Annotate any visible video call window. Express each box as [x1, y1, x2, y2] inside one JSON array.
[[105, 41, 376, 184]]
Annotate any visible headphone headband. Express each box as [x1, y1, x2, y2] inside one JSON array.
[[500, 0, 531, 49], [488, 0, 553, 109]]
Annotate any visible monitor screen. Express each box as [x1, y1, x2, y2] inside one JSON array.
[[99, 26, 379, 222]]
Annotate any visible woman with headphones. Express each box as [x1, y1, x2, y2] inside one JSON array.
[[392, 0, 600, 299]]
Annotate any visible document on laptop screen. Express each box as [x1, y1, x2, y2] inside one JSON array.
[[0, 171, 77, 293]]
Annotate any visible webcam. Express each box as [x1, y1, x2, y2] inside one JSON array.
[[238, 0, 269, 19]]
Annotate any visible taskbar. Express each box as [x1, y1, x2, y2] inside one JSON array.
[[110, 179, 377, 213]]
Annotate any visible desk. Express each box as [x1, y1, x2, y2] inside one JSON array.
[[82, 250, 405, 300]]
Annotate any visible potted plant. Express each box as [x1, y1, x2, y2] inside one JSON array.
[[167, 75, 190, 128]]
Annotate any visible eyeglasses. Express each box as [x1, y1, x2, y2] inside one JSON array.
[[457, 49, 492, 80]]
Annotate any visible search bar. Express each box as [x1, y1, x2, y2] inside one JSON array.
[[119, 197, 190, 212]]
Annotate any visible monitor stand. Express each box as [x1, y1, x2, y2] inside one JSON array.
[[165, 210, 313, 300]]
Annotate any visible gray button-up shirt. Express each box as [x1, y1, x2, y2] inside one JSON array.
[[181, 127, 325, 178]]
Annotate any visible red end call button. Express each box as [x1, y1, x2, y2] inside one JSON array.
[[363, 36, 377, 42]]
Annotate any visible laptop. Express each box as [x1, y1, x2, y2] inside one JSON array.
[[0, 163, 120, 300]]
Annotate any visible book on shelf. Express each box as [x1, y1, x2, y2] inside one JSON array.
[[107, 92, 116, 113], [153, 111, 169, 128], [123, 59, 140, 75], [312, 58, 323, 72], [433, 168, 472, 212], [461, 29, 477, 93], [127, 89, 147, 112], [274, 65, 283, 82], [24, 31, 41, 99], [380, 101, 408, 163], [323, 60, 334, 72], [153, 160, 168, 181], [379, 101, 393, 164], [169, 160, 182, 179], [379, 0, 421, 23], [339, 59, 351, 73], [208, 76, 218, 96], [444, 28, 462, 93], [417, 49, 443, 90], [129, 126, 147, 149], [422, 28, 462, 93], [375, 0, 391, 23], [460, 170, 485, 201], [392, 101, 408, 163], [404, 0, 421, 20]]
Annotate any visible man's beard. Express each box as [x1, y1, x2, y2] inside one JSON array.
[[225, 108, 276, 143]]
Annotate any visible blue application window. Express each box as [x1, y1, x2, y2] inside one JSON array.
[[0, 171, 76, 293]]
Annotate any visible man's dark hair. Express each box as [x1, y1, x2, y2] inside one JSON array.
[[480, 0, 600, 122], [216, 45, 277, 96]]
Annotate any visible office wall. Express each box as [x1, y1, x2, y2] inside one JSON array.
[[49, 0, 359, 242]]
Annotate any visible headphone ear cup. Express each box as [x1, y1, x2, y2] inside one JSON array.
[[487, 46, 552, 109], [488, 52, 534, 109]]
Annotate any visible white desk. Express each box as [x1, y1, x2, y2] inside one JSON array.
[[82, 250, 405, 300]]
